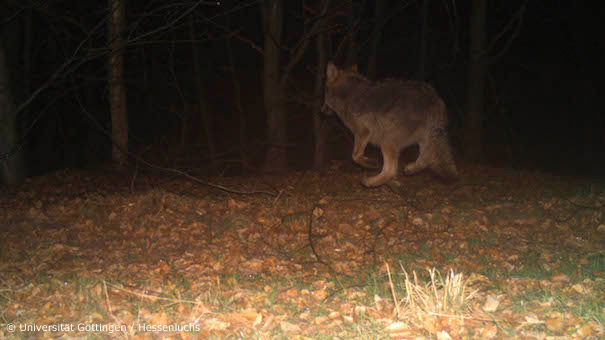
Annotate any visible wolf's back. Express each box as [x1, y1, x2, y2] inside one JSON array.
[[323, 62, 457, 185]]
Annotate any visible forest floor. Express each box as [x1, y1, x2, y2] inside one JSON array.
[[0, 162, 603, 339]]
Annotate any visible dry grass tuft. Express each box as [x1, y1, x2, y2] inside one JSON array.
[[387, 263, 479, 333]]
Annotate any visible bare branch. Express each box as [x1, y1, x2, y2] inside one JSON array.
[[485, 0, 528, 64], [13, 15, 108, 119], [281, 0, 332, 85], [224, 29, 264, 55]]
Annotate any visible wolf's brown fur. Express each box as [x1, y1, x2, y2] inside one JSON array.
[[323, 62, 457, 187]]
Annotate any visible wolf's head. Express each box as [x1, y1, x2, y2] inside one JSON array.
[[325, 62, 361, 87], [322, 62, 365, 114]]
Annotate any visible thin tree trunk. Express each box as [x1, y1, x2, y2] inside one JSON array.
[[313, 5, 328, 170], [345, 0, 357, 67], [189, 15, 216, 172], [368, 0, 385, 80], [225, 20, 248, 175], [417, 0, 429, 80], [22, 9, 32, 115], [165, 29, 187, 149], [107, 0, 128, 167], [140, 46, 155, 140], [261, 0, 287, 172], [0, 39, 25, 186], [464, 0, 487, 160]]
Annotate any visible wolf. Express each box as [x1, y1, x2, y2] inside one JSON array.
[[322, 62, 457, 187]]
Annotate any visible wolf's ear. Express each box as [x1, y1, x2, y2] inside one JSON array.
[[326, 62, 339, 82]]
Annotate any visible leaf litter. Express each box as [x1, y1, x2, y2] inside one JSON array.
[[0, 164, 603, 338]]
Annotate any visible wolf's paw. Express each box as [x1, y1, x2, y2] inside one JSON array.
[[362, 175, 391, 187], [387, 179, 401, 188], [355, 156, 379, 169], [361, 177, 376, 187], [404, 163, 422, 175]]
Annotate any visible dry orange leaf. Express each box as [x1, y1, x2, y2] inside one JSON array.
[[550, 273, 570, 283], [279, 321, 302, 333], [545, 317, 565, 332], [312, 289, 328, 301]]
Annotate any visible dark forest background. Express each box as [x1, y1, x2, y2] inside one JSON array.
[[1, 0, 603, 186]]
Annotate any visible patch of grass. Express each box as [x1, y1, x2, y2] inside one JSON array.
[[164, 272, 192, 292], [348, 263, 385, 284], [6, 257, 478, 338], [305, 323, 389, 339], [570, 181, 603, 198], [557, 279, 604, 325], [511, 287, 549, 314], [386, 244, 435, 272], [467, 236, 481, 249], [399, 266, 476, 314], [481, 264, 502, 281], [381, 264, 479, 338], [580, 251, 605, 278], [385, 252, 418, 270], [511, 251, 550, 279], [440, 249, 459, 264], [481, 231, 502, 246], [514, 249, 601, 282], [510, 280, 604, 336]]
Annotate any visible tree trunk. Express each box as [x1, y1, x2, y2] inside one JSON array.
[[417, 0, 429, 80], [189, 15, 216, 172], [107, 0, 128, 167], [225, 18, 248, 175], [464, 0, 487, 160], [367, 0, 385, 80], [0, 39, 25, 186], [313, 7, 328, 170], [345, 0, 357, 67], [140, 46, 155, 139], [261, 0, 287, 172]]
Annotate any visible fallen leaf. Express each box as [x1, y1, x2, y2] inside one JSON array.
[[437, 330, 453, 340], [389, 322, 413, 339], [205, 318, 229, 331], [150, 312, 170, 326], [284, 288, 299, 298], [571, 283, 589, 294], [374, 294, 386, 312], [478, 324, 499, 339], [389, 322, 409, 331], [260, 314, 275, 331], [482, 294, 500, 312], [575, 323, 596, 337], [313, 316, 329, 325], [550, 273, 570, 283], [252, 313, 263, 327], [299, 312, 311, 320], [545, 317, 564, 332], [354, 306, 367, 317], [312, 289, 328, 301]]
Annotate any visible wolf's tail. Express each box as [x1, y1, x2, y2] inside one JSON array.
[[429, 130, 458, 180]]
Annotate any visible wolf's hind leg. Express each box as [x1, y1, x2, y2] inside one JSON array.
[[362, 145, 399, 187], [404, 143, 431, 175], [430, 135, 458, 179], [352, 127, 378, 168]]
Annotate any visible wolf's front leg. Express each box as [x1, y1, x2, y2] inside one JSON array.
[[352, 127, 378, 169], [362, 145, 399, 187]]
